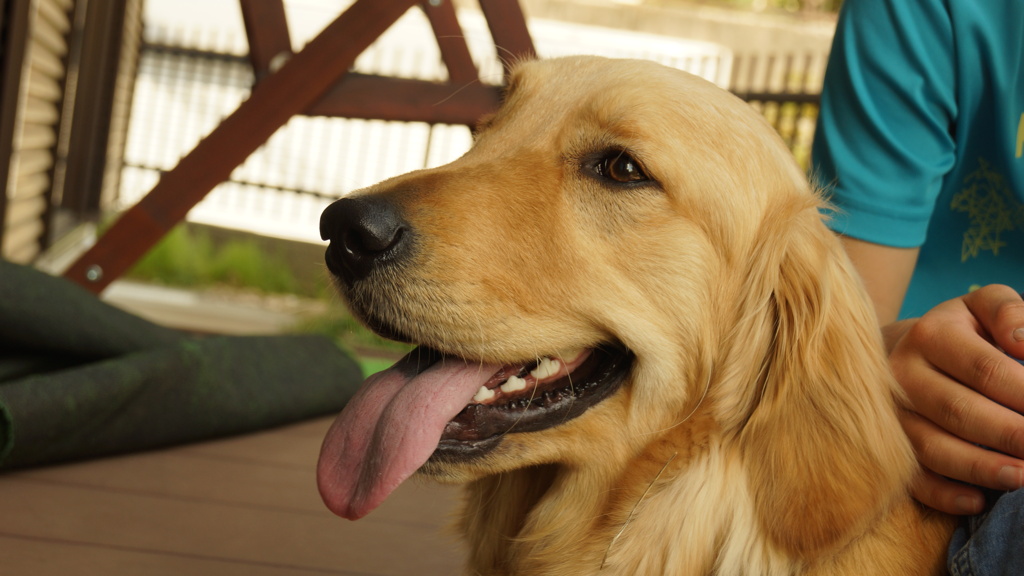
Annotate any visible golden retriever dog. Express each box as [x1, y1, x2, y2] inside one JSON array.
[[316, 56, 955, 575]]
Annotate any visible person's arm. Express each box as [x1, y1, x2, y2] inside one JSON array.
[[843, 238, 1024, 514], [839, 237, 918, 325]]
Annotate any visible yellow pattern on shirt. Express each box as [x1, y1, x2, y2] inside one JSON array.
[[951, 157, 1024, 261], [1017, 112, 1023, 158]]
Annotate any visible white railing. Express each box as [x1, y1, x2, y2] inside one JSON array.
[[119, 3, 731, 244]]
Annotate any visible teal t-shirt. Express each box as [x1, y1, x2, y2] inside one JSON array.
[[812, 0, 1024, 319]]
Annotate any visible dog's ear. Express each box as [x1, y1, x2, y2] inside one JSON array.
[[738, 203, 916, 559]]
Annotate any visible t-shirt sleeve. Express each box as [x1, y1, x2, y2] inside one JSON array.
[[811, 0, 958, 248]]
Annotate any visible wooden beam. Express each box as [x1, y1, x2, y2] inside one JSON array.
[[420, 0, 477, 85], [477, 0, 536, 75], [63, 0, 421, 291], [306, 73, 500, 124], [239, 0, 291, 83]]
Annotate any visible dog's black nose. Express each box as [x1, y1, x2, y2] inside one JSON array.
[[320, 196, 411, 282]]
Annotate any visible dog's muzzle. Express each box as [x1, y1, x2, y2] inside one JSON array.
[[320, 196, 412, 283]]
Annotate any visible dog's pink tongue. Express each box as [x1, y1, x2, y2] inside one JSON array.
[[317, 350, 501, 520]]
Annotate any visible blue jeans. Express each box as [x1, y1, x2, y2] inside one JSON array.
[[948, 489, 1024, 575]]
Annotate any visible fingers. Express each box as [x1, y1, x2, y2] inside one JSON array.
[[900, 359, 1024, 460], [910, 467, 985, 516], [901, 408, 1024, 487], [964, 284, 1024, 358], [893, 288, 1024, 456], [888, 286, 1024, 513], [902, 409, 1024, 515]]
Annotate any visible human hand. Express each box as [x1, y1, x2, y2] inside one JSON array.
[[884, 284, 1024, 515]]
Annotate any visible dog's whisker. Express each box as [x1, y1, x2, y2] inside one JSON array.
[[492, 44, 529, 78], [474, 470, 506, 515], [431, 76, 486, 109], [502, 369, 540, 437], [639, 370, 713, 438], [556, 350, 577, 425], [600, 452, 678, 570]]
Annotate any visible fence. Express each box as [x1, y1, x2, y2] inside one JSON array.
[[730, 52, 827, 169], [118, 7, 827, 244]]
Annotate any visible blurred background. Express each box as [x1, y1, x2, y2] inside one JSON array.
[[0, 0, 839, 361]]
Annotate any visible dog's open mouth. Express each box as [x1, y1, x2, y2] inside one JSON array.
[[317, 342, 632, 520], [434, 346, 632, 459]]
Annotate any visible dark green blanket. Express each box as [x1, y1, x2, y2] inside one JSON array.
[[0, 260, 362, 470]]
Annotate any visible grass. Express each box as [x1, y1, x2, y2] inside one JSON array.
[[355, 356, 404, 377], [127, 224, 410, 375], [128, 226, 304, 295]]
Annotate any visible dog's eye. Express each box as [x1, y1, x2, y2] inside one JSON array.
[[594, 151, 648, 184]]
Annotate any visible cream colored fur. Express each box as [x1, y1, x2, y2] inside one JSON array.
[[342, 56, 955, 575]]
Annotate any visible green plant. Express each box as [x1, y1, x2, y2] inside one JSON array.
[[129, 226, 218, 287], [127, 224, 410, 370], [210, 240, 299, 294], [357, 356, 399, 377], [128, 225, 302, 294]]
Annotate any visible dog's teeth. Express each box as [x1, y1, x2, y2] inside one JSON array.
[[500, 375, 527, 393], [530, 357, 561, 380], [473, 386, 495, 402]]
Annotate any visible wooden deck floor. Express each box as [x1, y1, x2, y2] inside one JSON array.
[[1, 417, 466, 575]]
